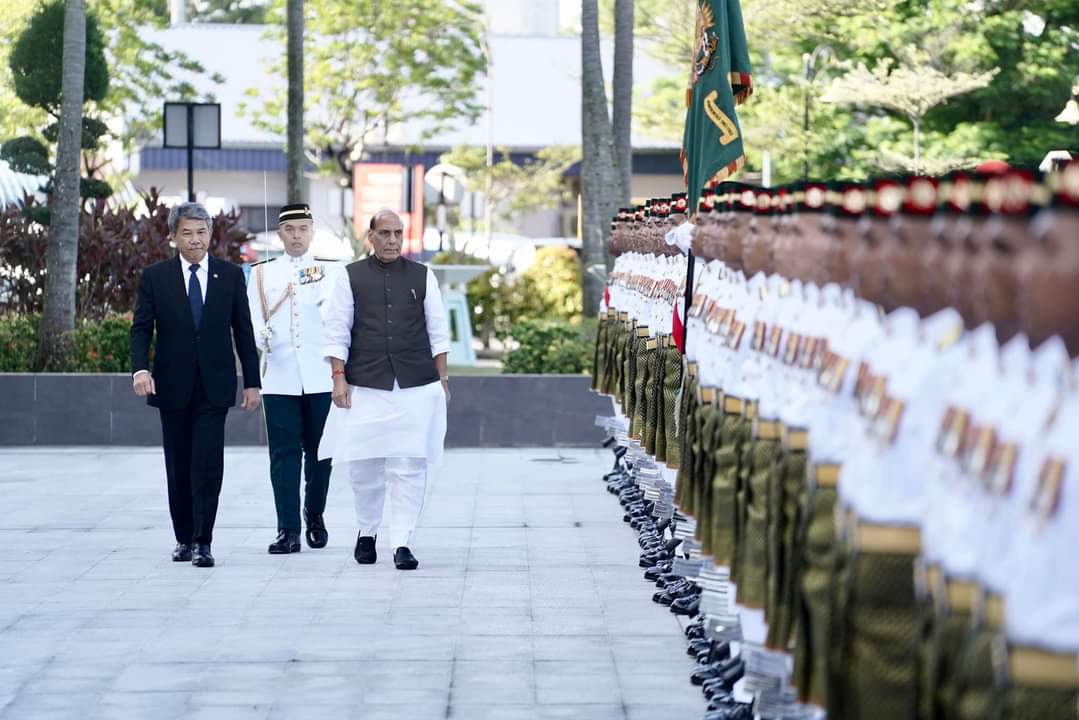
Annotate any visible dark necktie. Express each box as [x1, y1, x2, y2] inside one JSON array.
[[188, 263, 203, 329]]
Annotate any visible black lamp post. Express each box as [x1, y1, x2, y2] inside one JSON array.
[[163, 102, 222, 202]]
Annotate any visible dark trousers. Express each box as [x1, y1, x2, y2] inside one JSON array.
[[159, 372, 228, 545], [263, 392, 332, 532]]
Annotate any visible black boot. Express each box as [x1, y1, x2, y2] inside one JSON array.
[[304, 509, 328, 549], [268, 530, 301, 554]]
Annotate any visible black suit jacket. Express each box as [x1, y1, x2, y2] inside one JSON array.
[[129, 255, 261, 410]]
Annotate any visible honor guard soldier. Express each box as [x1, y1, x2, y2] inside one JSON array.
[[247, 203, 345, 554]]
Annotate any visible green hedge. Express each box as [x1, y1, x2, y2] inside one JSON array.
[[501, 318, 595, 375], [0, 313, 136, 372]]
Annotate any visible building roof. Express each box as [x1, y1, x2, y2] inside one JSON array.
[[139, 23, 681, 154], [0, 161, 46, 207]]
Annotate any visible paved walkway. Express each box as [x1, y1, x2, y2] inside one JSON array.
[[0, 448, 703, 720]]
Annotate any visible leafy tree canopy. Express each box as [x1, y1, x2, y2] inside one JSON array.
[[9, 0, 109, 114], [1, 0, 223, 160], [243, 0, 488, 182], [614, 0, 1079, 183], [440, 145, 581, 231]]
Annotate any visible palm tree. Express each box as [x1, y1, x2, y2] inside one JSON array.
[[581, 0, 620, 312], [286, 0, 304, 203], [612, 0, 634, 203], [36, 0, 86, 370]]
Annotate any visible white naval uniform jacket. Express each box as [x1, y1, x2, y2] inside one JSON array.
[[246, 251, 345, 396]]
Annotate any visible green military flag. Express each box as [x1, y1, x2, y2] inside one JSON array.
[[681, 0, 753, 209]]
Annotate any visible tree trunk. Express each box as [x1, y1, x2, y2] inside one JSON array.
[[612, 0, 634, 203], [36, 0, 87, 371], [911, 116, 921, 175], [286, 0, 304, 203], [580, 0, 620, 314]]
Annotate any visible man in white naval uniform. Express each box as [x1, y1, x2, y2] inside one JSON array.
[[248, 203, 344, 554], [319, 209, 450, 571]]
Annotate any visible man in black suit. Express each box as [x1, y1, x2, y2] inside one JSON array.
[[130, 202, 262, 568]]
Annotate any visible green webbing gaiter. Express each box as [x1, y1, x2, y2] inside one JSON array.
[[613, 322, 627, 398], [952, 594, 1002, 720], [643, 342, 661, 456], [935, 603, 973, 719], [773, 448, 808, 649], [653, 347, 668, 462], [661, 347, 683, 466], [998, 686, 1079, 720], [764, 448, 786, 641], [623, 330, 637, 414], [631, 337, 651, 440], [693, 403, 721, 529], [793, 483, 839, 708], [732, 425, 754, 584], [843, 550, 919, 720], [828, 532, 853, 720], [591, 315, 607, 393], [710, 415, 748, 567], [604, 321, 618, 397], [740, 435, 780, 608], [916, 582, 938, 720], [675, 373, 699, 509]]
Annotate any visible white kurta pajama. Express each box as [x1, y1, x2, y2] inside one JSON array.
[[318, 265, 450, 548]]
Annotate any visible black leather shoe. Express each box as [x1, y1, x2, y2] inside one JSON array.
[[701, 660, 745, 696], [354, 534, 376, 564], [268, 530, 301, 554], [687, 638, 712, 656], [172, 543, 192, 562], [671, 594, 700, 616], [685, 623, 705, 639], [394, 546, 419, 570], [692, 656, 742, 686], [304, 509, 328, 549], [643, 563, 672, 581], [191, 544, 214, 567]]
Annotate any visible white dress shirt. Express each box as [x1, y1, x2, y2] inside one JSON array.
[[180, 254, 209, 303]]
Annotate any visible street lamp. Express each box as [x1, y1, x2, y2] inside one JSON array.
[[163, 102, 222, 202]]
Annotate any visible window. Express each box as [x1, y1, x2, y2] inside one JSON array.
[[238, 205, 282, 234]]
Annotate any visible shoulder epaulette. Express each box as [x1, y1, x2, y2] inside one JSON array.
[[314, 257, 342, 262], [250, 257, 277, 267]]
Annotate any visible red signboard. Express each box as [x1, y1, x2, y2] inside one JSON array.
[[353, 162, 425, 257]]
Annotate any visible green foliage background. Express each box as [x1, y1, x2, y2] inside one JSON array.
[[0, 0, 224, 171], [502, 318, 595, 376], [0, 314, 136, 372], [615, 0, 1079, 182], [462, 246, 584, 348]]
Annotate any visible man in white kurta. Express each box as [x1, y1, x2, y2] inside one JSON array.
[[319, 209, 450, 570]]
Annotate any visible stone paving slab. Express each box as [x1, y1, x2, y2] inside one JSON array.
[[0, 448, 702, 719]]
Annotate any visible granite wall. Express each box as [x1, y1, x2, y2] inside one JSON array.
[[0, 374, 614, 447]]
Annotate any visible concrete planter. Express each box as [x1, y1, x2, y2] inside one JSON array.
[[0, 373, 612, 447]]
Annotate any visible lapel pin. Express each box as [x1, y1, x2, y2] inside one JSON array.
[[213, 273, 219, 278]]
